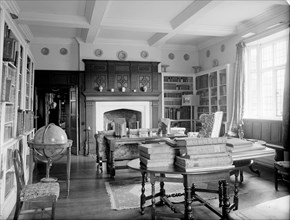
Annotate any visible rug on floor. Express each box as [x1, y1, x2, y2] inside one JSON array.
[[104, 176, 240, 210]]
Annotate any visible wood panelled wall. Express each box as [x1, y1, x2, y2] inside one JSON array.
[[244, 119, 283, 145], [243, 119, 283, 167]]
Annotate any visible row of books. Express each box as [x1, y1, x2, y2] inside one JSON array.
[[174, 136, 232, 171], [1, 63, 17, 102], [17, 110, 34, 136], [164, 106, 192, 120]]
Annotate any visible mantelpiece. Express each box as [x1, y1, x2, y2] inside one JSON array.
[[82, 60, 161, 96]]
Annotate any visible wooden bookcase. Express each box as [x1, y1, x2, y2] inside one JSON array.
[[161, 72, 196, 133], [0, 5, 35, 219], [195, 64, 230, 134]]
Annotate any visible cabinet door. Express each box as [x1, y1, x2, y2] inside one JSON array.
[[84, 61, 108, 91], [68, 87, 78, 155]]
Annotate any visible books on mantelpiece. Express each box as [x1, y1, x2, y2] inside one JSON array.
[[175, 137, 227, 147]]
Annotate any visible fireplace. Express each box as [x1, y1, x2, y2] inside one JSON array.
[[95, 101, 151, 132]]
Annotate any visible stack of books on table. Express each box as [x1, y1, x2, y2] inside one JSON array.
[[226, 138, 265, 153], [138, 143, 176, 168], [174, 137, 233, 172]]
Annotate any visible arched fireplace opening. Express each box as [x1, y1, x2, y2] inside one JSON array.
[[104, 109, 142, 130]]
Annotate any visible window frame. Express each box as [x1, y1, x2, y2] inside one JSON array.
[[244, 33, 288, 121]]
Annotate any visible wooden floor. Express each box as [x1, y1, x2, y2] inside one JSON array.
[[11, 154, 289, 220]]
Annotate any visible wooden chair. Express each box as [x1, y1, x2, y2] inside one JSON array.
[[13, 149, 60, 220], [274, 160, 290, 190]]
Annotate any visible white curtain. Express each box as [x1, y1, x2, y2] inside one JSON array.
[[282, 28, 290, 159], [228, 41, 246, 137]]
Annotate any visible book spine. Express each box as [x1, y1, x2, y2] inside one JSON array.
[[139, 151, 175, 160], [176, 155, 232, 168], [140, 157, 174, 167], [139, 156, 174, 164], [187, 152, 230, 159], [183, 144, 228, 155], [176, 137, 227, 146], [138, 146, 175, 154]]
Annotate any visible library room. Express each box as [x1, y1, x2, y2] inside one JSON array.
[[0, 1, 289, 219]]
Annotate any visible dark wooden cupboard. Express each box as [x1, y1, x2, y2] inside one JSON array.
[[82, 60, 161, 95]]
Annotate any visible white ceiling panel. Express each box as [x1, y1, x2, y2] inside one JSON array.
[[29, 25, 79, 39], [8, 0, 288, 47]]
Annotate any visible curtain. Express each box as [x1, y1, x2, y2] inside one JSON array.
[[227, 41, 246, 137], [282, 28, 290, 159]]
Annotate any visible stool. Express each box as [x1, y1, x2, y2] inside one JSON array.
[[274, 161, 290, 190]]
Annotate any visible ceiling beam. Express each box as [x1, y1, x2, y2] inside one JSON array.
[[148, 0, 222, 47], [17, 12, 89, 28], [80, 0, 110, 43], [101, 18, 171, 33]]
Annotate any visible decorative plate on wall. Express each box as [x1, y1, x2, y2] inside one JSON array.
[[41, 47, 49, 55], [140, 50, 148, 59], [117, 50, 127, 61], [184, 54, 190, 61], [206, 50, 210, 58], [95, 49, 103, 57], [168, 53, 175, 60], [221, 44, 225, 52], [60, 48, 68, 55]]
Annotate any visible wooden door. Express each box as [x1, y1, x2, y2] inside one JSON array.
[[69, 87, 79, 155]]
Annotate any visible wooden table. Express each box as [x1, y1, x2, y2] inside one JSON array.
[[127, 159, 237, 220], [104, 135, 183, 178], [231, 145, 275, 182], [28, 139, 72, 197]]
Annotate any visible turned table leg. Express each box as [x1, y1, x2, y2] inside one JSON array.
[[140, 171, 146, 215], [183, 175, 194, 220]]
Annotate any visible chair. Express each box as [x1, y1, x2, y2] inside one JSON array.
[[274, 161, 290, 190], [13, 149, 60, 220]]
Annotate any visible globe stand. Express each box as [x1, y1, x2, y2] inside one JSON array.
[[41, 158, 58, 182]]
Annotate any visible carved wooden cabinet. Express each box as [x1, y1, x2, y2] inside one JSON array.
[[82, 60, 161, 95]]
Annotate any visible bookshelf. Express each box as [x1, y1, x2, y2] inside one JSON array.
[[0, 5, 35, 219], [161, 73, 196, 133], [195, 64, 230, 134]]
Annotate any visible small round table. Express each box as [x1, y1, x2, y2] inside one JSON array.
[[127, 159, 238, 220]]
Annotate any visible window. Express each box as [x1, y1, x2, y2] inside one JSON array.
[[244, 29, 288, 120]]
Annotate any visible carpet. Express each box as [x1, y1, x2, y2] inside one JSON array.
[[104, 177, 236, 210]]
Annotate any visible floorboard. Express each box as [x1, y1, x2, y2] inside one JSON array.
[[9, 155, 289, 220]]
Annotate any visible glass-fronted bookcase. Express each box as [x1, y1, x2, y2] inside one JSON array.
[[0, 5, 35, 219]]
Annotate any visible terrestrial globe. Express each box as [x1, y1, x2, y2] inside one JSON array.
[[29, 123, 70, 182]]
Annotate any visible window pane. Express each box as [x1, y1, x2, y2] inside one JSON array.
[[261, 45, 273, 68], [276, 69, 285, 117], [274, 40, 287, 66], [261, 71, 274, 117], [249, 48, 257, 71], [245, 72, 258, 117]]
